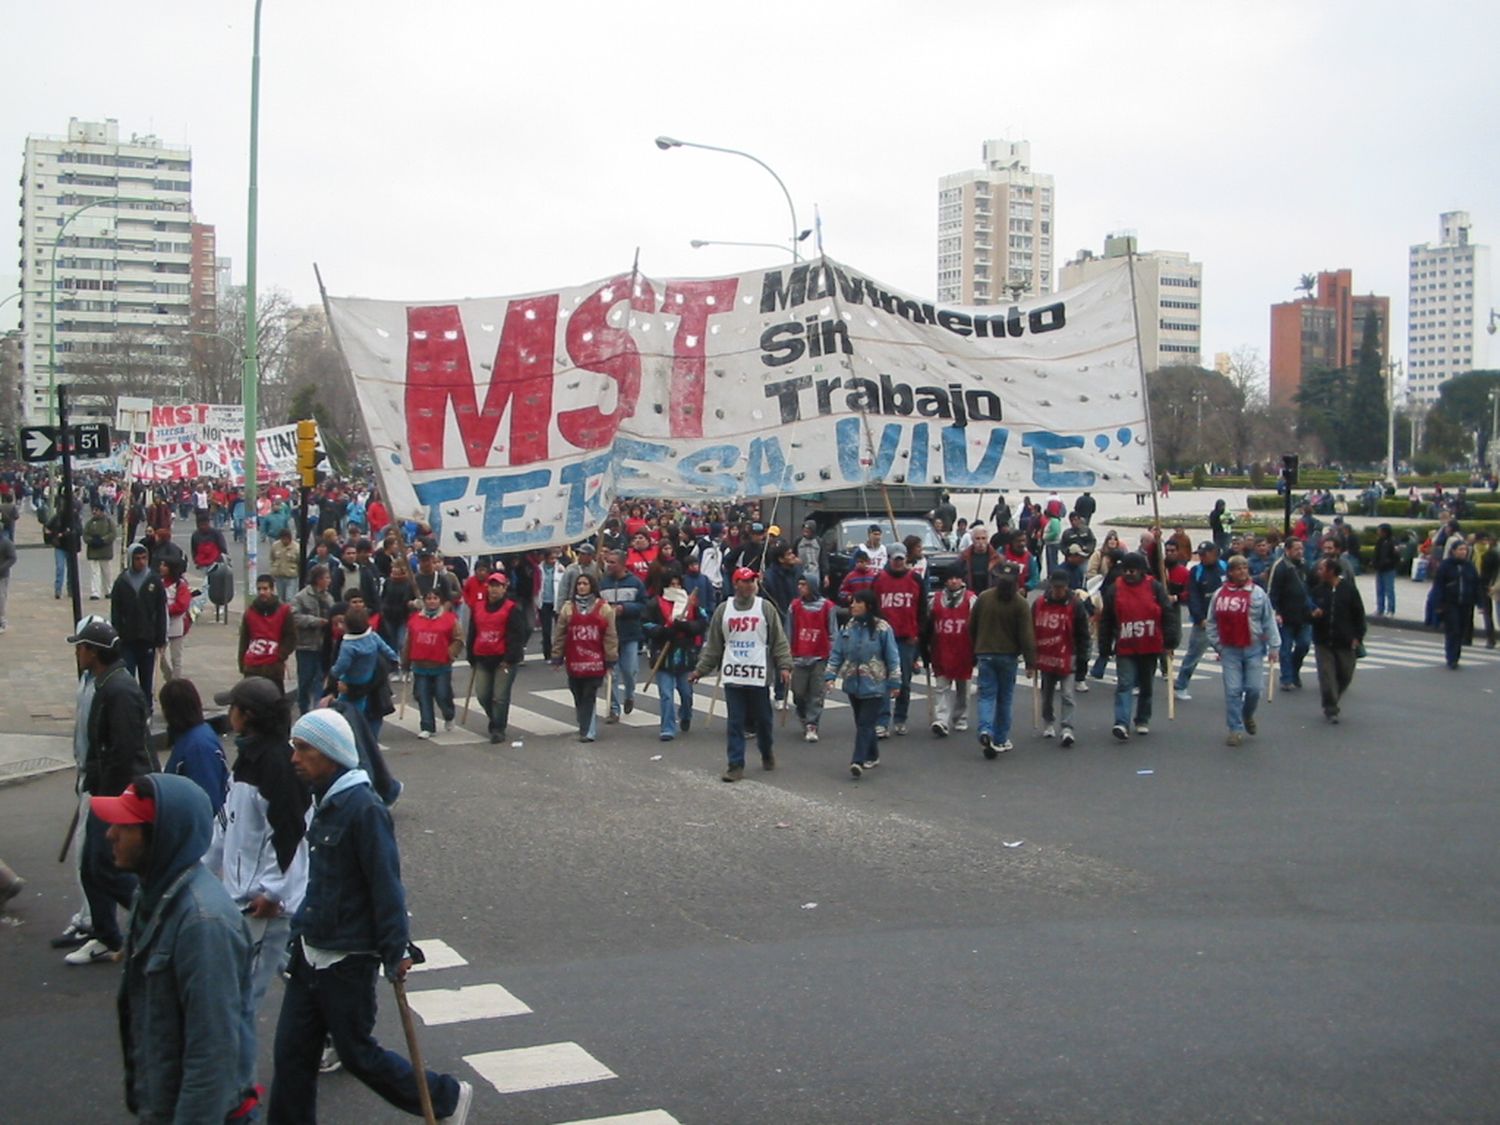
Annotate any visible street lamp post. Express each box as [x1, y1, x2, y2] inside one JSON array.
[[1385, 358, 1402, 483], [655, 136, 803, 262], [241, 0, 264, 602], [689, 236, 808, 259]]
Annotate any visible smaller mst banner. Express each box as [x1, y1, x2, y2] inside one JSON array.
[[326, 256, 1150, 553], [129, 422, 303, 485]]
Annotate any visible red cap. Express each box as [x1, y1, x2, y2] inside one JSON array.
[[90, 783, 156, 825], [487, 572, 508, 584], [732, 566, 758, 584]]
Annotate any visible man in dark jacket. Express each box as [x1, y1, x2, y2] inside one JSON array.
[[96, 774, 252, 1121], [271, 709, 472, 1123], [600, 550, 648, 722], [1309, 557, 1367, 721], [111, 543, 168, 706], [66, 618, 158, 965], [1267, 536, 1313, 690], [1172, 541, 1225, 701], [968, 561, 1036, 757]]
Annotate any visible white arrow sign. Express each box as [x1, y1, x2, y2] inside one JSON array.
[[21, 426, 58, 462]]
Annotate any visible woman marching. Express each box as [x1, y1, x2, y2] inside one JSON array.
[[552, 572, 619, 742], [642, 573, 707, 740], [825, 589, 900, 779]]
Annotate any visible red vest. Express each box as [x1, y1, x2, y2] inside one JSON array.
[[626, 548, 656, 584], [1032, 597, 1077, 676], [872, 570, 922, 639], [564, 603, 607, 678], [1212, 584, 1253, 648], [1113, 579, 1164, 655], [244, 603, 291, 667], [789, 599, 834, 659], [408, 611, 456, 665], [928, 590, 976, 680], [471, 599, 515, 658]]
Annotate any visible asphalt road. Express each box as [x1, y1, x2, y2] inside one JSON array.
[[3, 619, 1498, 1123]]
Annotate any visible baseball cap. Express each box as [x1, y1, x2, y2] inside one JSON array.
[[732, 566, 758, 583], [1198, 541, 1218, 553], [214, 676, 286, 710], [750, 522, 765, 533], [576, 542, 596, 555], [67, 618, 120, 650], [90, 781, 156, 825], [888, 544, 907, 560], [1066, 543, 1086, 556], [487, 572, 509, 585]]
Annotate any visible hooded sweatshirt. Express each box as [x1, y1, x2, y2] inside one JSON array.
[[118, 774, 250, 1122]]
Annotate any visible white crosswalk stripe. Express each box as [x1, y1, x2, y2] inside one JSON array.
[[409, 938, 468, 973], [464, 1042, 617, 1094], [552, 1113, 683, 1125], [407, 983, 533, 1025]]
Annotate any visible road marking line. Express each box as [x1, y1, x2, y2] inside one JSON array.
[[551, 1112, 682, 1125], [465, 1041, 616, 1094], [500, 703, 578, 737], [535, 689, 656, 727], [385, 708, 486, 744], [407, 983, 533, 1025], [409, 938, 468, 972]]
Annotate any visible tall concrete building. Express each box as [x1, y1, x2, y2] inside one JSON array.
[[1407, 211, 1491, 406], [1268, 269, 1390, 410], [937, 140, 1054, 306], [17, 118, 199, 424], [1059, 234, 1202, 370]]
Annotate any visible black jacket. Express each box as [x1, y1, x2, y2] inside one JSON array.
[[111, 568, 168, 647], [1310, 578, 1366, 648], [1267, 555, 1312, 627], [85, 662, 158, 796]]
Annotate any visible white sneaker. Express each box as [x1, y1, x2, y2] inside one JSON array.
[[1043, 724, 1056, 739], [1135, 723, 1150, 736], [931, 721, 949, 737], [1060, 728, 1076, 747], [447, 1079, 474, 1124], [804, 725, 819, 743], [1075, 680, 1089, 693], [319, 1036, 341, 1073], [1174, 689, 1192, 701], [893, 723, 907, 736], [875, 726, 890, 739], [996, 740, 1013, 753], [443, 718, 454, 732], [418, 730, 433, 740], [954, 718, 969, 732], [64, 938, 119, 966]]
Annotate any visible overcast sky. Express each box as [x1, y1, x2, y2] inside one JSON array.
[[4, 0, 1497, 380]]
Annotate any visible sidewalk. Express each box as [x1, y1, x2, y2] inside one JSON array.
[[1, 515, 248, 784]]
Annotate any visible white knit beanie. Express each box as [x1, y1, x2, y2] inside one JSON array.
[[291, 709, 359, 770]]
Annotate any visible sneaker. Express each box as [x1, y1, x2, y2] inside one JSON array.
[[1112, 723, 1130, 741], [605, 713, 620, 725], [1324, 710, 1340, 724], [1075, 680, 1089, 693], [894, 723, 907, 736], [875, 726, 890, 740], [65, 938, 120, 966], [996, 740, 1013, 753], [580, 733, 597, 742], [0, 876, 24, 906], [319, 1037, 341, 1073], [931, 721, 949, 737], [954, 718, 969, 732], [864, 756, 880, 768], [849, 762, 864, 779], [804, 725, 819, 743], [762, 753, 776, 771], [1060, 728, 1076, 747], [659, 732, 675, 742], [1173, 689, 1192, 701], [1043, 724, 1056, 739], [623, 697, 635, 714], [1244, 716, 1257, 735], [681, 717, 691, 732], [1226, 731, 1244, 747], [443, 718, 454, 732], [418, 730, 433, 740], [50, 923, 92, 949], [448, 1079, 474, 1125], [489, 732, 504, 744], [721, 766, 744, 782], [980, 732, 998, 760], [1134, 723, 1149, 736], [385, 781, 404, 808]]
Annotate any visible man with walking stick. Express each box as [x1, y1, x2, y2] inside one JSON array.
[[270, 709, 473, 1124]]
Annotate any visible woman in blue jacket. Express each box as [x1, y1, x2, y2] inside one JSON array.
[[159, 678, 228, 814], [825, 590, 900, 778]]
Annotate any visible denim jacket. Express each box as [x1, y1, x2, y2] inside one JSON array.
[[825, 617, 901, 699], [330, 628, 398, 688], [292, 768, 409, 977]]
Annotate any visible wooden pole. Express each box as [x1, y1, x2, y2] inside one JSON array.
[[392, 979, 438, 1125]]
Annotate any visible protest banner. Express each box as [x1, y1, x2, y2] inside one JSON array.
[[324, 256, 1150, 553]]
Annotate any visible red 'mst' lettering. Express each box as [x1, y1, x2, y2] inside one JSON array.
[[404, 299, 557, 469], [663, 279, 738, 438], [558, 274, 655, 450]]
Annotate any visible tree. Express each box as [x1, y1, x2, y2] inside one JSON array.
[[1217, 347, 1272, 471], [1342, 312, 1388, 464], [65, 327, 191, 407], [1297, 273, 1317, 300], [181, 286, 304, 417], [1294, 365, 1351, 461], [1146, 364, 1273, 473], [1427, 369, 1500, 465], [282, 306, 368, 470]]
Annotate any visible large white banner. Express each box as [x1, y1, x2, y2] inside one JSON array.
[[326, 256, 1149, 552], [128, 422, 303, 484]]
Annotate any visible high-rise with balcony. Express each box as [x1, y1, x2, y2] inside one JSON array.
[[17, 118, 198, 423], [1407, 211, 1491, 407], [1059, 234, 1202, 370], [937, 140, 1054, 306]]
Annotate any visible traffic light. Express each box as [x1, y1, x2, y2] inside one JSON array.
[[1281, 454, 1299, 488], [297, 419, 319, 488]]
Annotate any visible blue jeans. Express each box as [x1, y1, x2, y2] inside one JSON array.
[[413, 668, 454, 733], [1375, 570, 1396, 615], [656, 669, 693, 737], [1114, 654, 1157, 727], [473, 662, 517, 736], [975, 653, 1020, 743], [1219, 645, 1264, 734], [54, 547, 69, 596], [275, 576, 297, 604], [610, 639, 640, 715], [1174, 624, 1209, 689], [850, 693, 883, 765], [723, 684, 774, 767], [879, 638, 918, 728], [239, 914, 291, 1095], [295, 651, 325, 714], [1278, 621, 1312, 686], [270, 947, 462, 1124]]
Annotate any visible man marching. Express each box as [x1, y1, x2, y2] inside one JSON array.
[[691, 567, 792, 782], [1099, 553, 1179, 741], [467, 571, 529, 744], [403, 589, 463, 740], [923, 566, 976, 737], [1032, 570, 1091, 746], [1207, 554, 1280, 746], [787, 575, 838, 742], [871, 544, 927, 737], [239, 574, 297, 691]]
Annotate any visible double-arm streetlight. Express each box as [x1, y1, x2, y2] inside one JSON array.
[[689, 234, 811, 260], [655, 136, 805, 262], [1385, 358, 1402, 482], [240, 0, 265, 602]]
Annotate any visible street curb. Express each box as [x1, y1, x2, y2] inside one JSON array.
[[0, 759, 72, 788]]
